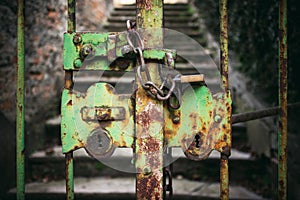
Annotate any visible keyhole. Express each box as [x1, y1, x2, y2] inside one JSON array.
[[98, 134, 103, 148], [195, 134, 200, 148]]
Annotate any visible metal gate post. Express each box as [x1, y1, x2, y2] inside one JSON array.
[[135, 0, 164, 199], [278, 0, 288, 199], [16, 0, 25, 199], [219, 0, 230, 199], [65, 0, 76, 199]]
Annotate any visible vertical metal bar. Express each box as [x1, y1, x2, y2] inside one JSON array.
[[219, 0, 229, 199], [16, 0, 25, 199], [65, 0, 76, 199], [67, 0, 76, 33], [66, 153, 74, 200], [278, 0, 288, 199], [220, 0, 229, 92], [135, 0, 164, 199]]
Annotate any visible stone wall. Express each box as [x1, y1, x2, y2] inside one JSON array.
[[0, 0, 110, 152]]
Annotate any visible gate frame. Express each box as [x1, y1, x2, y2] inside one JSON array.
[[15, 0, 288, 199]]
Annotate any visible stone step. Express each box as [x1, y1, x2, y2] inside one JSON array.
[[106, 27, 199, 35], [114, 3, 190, 11], [104, 22, 199, 29], [110, 10, 194, 17], [28, 146, 253, 181], [107, 16, 198, 23], [8, 177, 264, 200]]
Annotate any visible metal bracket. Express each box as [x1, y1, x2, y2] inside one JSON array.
[[63, 32, 177, 70], [61, 82, 231, 160]]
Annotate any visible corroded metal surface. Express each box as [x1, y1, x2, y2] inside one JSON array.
[[135, 0, 164, 199], [65, 153, 74, 200], [16, 0, 25, 199], [63, 32, 176, 71], [66, 1, 76, 199], [219, 0, 230, 199], [278, 0, 288, 199], [61, 83, 134, 154], [220, 153, 229, 200]]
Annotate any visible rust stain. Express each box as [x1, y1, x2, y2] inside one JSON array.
[[67, 100, 72, 106], [137, 172, 162, 200], [136, 102, 163, 132]]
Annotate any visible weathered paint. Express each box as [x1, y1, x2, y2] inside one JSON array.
[[278, 0, 288, 199], [63, 32, 176, 70], [135, 0, 164, 199], [67, 0, 76, 33], [220, 154, 229, 200], [65, 1, 76, 199], [219, 0, 230, 199], [16, 0, 25, 199], [65, 153, 74, 200], [61, 83, 134, 153], [220, 0, 229, 92], [163, 86, 231, 160]]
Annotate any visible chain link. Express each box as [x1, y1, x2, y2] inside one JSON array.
[[126, 20, 181, 107], [163, 148, 173, 200]]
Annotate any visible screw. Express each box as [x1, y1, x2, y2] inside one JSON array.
[[121, 45, 133, 55], [172, 116, 180, 124], [73, 58, 82, 68], [143, 166, 151, 175], [73, 34, 82, 44], [214, 114, 222, 123], [81, 44, 94, 58]]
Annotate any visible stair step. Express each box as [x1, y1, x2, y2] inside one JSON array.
[[107, 16, 198, 23], [8, 177, 264, 200], [104, 22, 199, 29], [28, 145, 253, 181], [110, 11, 194, 17], [115, 4, 190, 11]]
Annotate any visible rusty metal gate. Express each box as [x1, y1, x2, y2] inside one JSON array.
[[16, 0, 288, 199]]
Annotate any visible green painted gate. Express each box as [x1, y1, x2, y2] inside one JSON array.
[[16, 0, 288, 199]]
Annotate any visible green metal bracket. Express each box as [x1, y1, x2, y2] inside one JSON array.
[[61, 82, 231, 160], [63, 32, 177, 70]]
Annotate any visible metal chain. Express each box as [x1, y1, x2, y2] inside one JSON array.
[[163, 148, 173, 200], [126, 20, 181, 106]]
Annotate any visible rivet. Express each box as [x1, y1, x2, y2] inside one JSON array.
[[214, 115, 222, 123], [143, 166, 151, 175], [73, 58, 82, 68], [172, 116, 180, 124], [81, 44, 94, 58], [73, 34, 82, 44]]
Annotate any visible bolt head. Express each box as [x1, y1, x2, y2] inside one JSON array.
[[214, 115, 222, 123], [73, 58, 82, 68], [73, 34, 82, 44], [172, 116, 180, 124], [143, 166, 151, 175], [81, 44, 94, 58]]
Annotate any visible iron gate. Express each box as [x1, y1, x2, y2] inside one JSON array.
[[15, 0, 288, 199]]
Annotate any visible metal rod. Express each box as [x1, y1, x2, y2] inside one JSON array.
[[66, 153, 74, 200], [220, 0, 229, 91], [278, 0, 288, 199], [220, 154, 229, 200], [65, 0, 75, 199], [16, 0, 25, 199], [231, 102, 300, 124], [67, 0, 76, 33], [135, 0, 164, 199], [219, 0, 229, 199]]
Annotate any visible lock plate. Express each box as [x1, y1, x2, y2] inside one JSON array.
[[61, 82, 231, 160]]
